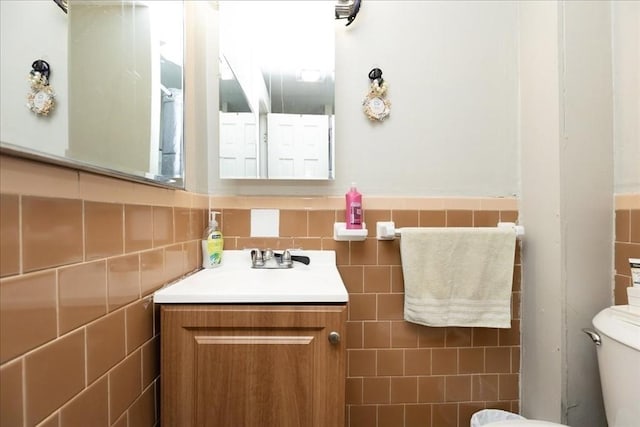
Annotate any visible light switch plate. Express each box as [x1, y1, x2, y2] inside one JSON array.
[[250, 209, 280, 237]]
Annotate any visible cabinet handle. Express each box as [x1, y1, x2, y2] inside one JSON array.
[[328, 331, 341, 345]]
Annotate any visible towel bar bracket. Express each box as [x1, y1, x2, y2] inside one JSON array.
[[376, 221, 399, 240], [497, 222, 525, 238]]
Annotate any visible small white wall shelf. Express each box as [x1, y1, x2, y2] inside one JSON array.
[[333, 222, 368, 241]]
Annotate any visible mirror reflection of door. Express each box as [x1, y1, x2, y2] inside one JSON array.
[[219, 112, 258, 178], [267, 114, 330, 179], [68, 0, 184, 183], [218, 1, 335, 180]]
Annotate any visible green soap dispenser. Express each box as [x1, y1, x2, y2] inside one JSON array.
[[202, 211, 223, 268]]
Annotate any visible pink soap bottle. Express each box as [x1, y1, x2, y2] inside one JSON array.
[[345, 183, 363, 229]]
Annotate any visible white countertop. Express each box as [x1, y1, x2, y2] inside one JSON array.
[[153, 250, 349, 304]]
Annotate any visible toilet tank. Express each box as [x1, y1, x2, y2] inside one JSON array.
[[592, 306, 640, 427]]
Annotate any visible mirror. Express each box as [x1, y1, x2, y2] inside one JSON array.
[[218, 1, 335, 180], [0, 1, 184, 188]]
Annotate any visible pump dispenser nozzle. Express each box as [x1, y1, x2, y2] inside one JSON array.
[[209, 211, 220, 227], [202, 211, 223, 268]]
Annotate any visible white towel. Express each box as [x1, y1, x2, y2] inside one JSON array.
[[400, 227, 516, 328]]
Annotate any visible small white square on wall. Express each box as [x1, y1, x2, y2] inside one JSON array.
[[250, 209, 280, 237]]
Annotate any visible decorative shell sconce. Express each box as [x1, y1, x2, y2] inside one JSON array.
[[363, 68, 390, 121], [27, 60, 55, 117]]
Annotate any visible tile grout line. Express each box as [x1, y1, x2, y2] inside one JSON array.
[[21, 357, 26, 427], [83, 325, 88, 390], [55, 269, 60, 340], [18, 195, 23, 276], [81, 200, 86, 263], [121, 204, 126, 256]]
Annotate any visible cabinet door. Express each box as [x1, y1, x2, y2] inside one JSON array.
[[161, 305, 346, 427]]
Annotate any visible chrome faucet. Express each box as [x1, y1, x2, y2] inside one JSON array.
[[250, 249, 310, 269]]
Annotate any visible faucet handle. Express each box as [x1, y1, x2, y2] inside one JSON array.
[[280, 249, 311, 265], [280, 249, 293, 267], [251, 249, 264, 267]]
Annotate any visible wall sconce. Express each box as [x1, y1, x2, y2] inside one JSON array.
[[335, 0, 361, 26], [53, 0, 68, 13], [27, 60, 56, 116]]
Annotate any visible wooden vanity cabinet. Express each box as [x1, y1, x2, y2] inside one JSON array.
[[160, 304, 347, 427]]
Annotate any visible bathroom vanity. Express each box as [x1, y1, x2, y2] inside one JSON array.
[[154, 250, 349, 427]]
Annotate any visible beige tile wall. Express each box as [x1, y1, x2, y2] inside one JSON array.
[[0, 155, 206, 427], [219, 204, 521, 427], [614, 194, 640, 305], [1, 152, 634, 427], [0, 154, 521, 427]]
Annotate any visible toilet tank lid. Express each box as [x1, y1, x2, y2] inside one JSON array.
[[593, 305, 640, 351]]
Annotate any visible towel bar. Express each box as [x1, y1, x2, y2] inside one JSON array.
[[375, 221, 525, 240]]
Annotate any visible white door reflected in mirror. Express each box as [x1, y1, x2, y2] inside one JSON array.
[[219, 112, 258, 178], [218, 1, 335, 180], [267, 114, 330, 179]]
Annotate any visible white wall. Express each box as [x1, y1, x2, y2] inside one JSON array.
[[184, 1, 218, 195], [518, 2, 564, 421], [520, 2, 613, 425], [562, 2, 613, 425], [0, 1, 68, 156], [612, 1, 640, 194], [2, 1, 633, 198], [207, 1, 520, 197]]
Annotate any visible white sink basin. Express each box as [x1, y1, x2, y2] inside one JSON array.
[[153, 250, 349, 304]]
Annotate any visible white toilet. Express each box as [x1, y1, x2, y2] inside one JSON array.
[[482, 305, 640, 427], [588, 305, 640, 427]]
